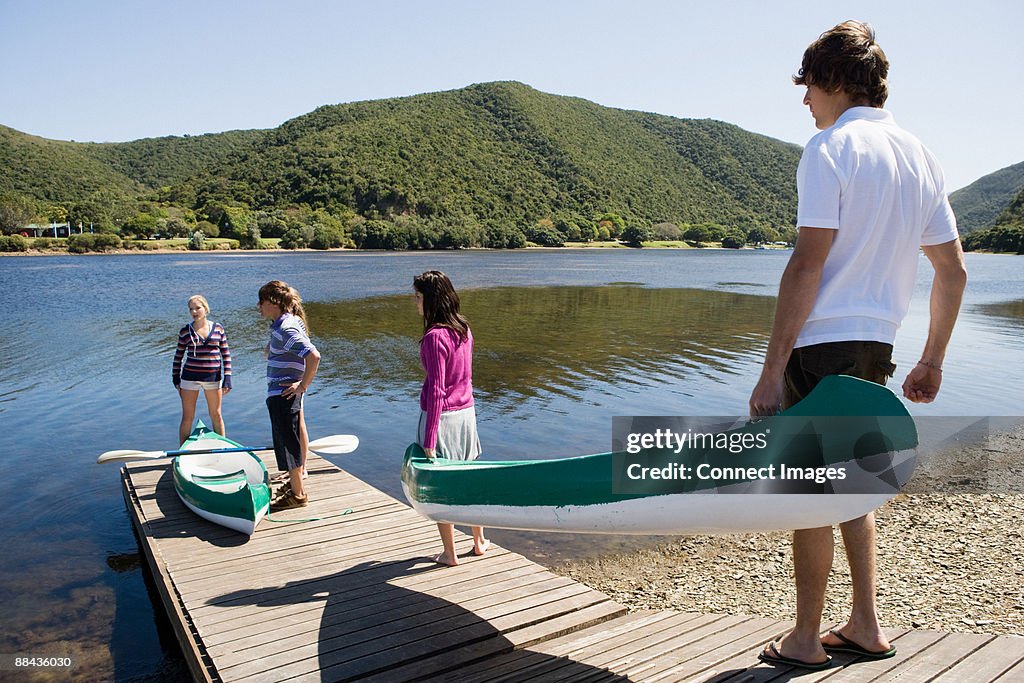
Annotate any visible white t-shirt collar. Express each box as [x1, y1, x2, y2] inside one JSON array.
[[835, 106, 894, 126]]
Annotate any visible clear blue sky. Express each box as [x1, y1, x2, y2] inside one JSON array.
[[2, 0, 1021, 191]]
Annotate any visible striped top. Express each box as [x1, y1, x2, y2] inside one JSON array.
[[266, 313, 317, 397], [172, 322, 232, 389], [419, 326, 475, 450]]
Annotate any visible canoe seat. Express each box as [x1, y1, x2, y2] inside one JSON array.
[[191, 468, 248, 486]]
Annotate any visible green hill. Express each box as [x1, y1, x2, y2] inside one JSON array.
[[949, 160, 1024, 233], [0, 124, 144, 205], [86, 129, 265, 189], [1, 81, 803, 246], [180, 82, 799, 228]]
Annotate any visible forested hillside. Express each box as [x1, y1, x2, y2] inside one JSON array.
[[949, 160, 1024, 233], [1, 82, 802, 249], [87, 129, 265, 190], [962, 185, 1024, 253]]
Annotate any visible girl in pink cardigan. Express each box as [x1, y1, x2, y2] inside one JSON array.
[[414, 270, 488, 566]]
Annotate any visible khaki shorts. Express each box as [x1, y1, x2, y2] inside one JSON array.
[[783, 341, 896, 410], [179, 379, 222, 391]]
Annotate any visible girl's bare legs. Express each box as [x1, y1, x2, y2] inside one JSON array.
[[203, 386, 226, 436], [472, 527, 490, 556], [178, 389, 199, 444], [434, 523, 458, 566]]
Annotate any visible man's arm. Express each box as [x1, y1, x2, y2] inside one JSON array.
[[902, 238, 967, 403], [749, 227, 835, 416]]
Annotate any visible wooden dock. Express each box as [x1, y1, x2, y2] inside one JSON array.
[[122, 453, 1024, 682]]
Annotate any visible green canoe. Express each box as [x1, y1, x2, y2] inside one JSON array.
[[402, 375, 918, 534], [172, 422, 271, 535]]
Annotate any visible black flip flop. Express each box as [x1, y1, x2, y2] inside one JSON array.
[[823, 629, 897, 659], [758, 642, 832, 670]]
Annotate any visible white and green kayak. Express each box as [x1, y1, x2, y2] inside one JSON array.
[[172, 422, 271, 535], [402, 375, 919, 534]]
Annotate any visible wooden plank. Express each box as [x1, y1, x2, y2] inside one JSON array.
[[202, 559, 550, 650], [123, 447, 633, 682], [532, 612, 737, 676], [189, 544, 531, 625], [669, 625, 908, 683], [223, 586, 617, 682], [140, 487, 392, 536], [630, 616, 786, 681], [173, 513, 446, 572], [565, 613, 754, 680], [175, 526, 445, 597], [867, 632, 992, 683], [141, 494, 408, 552], [798, 630, 947, 683], [192, 550, 534, 632], [166, 512, 434, 574], [354, 601, 627, 683], [125, 449, 1020, 683], [929, 636, 1024, 682], [540, 611, 709, 660], [210, 575, 586, 668], [439, 612, 702, 683], [121, 467, 214, 683], [995, 657, 1024, 682], [502, 600, 629, 654]]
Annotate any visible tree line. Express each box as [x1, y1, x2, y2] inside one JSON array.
[[2, 82, 810, 252]]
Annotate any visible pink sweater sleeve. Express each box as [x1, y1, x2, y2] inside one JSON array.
[[420, 331, 450, 450]]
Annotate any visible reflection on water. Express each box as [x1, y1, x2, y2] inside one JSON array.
[[307, 284, 777, 580], [309, 286, 774, 413], [3, 250, 1023, 681], [975, 299, 1024, 333]]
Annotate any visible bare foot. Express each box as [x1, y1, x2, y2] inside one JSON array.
[[473, 539, 491, 556], [431, 552, 458, 567]]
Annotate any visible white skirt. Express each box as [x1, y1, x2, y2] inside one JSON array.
[[417, 406, 481, 461]]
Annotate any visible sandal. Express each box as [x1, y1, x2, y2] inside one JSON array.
[[270, 489, 308, 511]]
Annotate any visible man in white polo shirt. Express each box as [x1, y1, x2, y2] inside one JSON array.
[[749, 20, 967, 669]]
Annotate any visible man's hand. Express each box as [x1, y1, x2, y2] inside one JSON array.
[[750, 374, 784, 417], [902, 363, 941, 403]]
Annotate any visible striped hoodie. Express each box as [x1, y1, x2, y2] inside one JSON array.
[[172, 322, 233, 389]]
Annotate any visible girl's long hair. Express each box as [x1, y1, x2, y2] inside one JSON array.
[[187, 294, 210, 315], [413, 271, 468, 342], [258, 280, 311, 334]]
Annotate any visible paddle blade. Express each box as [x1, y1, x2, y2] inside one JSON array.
[[309, 434, 359, 455], [96, 449, 166, 464]]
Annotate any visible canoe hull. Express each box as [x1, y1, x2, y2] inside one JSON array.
[[172, 423, 271, 536], [402, 375, 919, 535], [404, 492, 897, 534]]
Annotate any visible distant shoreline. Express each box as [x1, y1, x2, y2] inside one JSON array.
[[1, 243, 794, 257]]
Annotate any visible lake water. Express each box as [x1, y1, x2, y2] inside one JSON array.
[[1, 249, 1022, 680]]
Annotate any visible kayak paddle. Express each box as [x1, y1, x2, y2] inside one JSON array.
[[97, 434, 359, 463]]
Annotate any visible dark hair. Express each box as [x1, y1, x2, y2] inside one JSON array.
[[258, 280, 311, 334], [413, 270, 469, 341], [794, 20, 889, 107]]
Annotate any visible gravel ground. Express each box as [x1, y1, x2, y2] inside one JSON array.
[[555, 425, 1024, 638]]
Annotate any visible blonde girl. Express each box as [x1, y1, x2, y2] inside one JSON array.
[[172, 295, 232, 444]]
